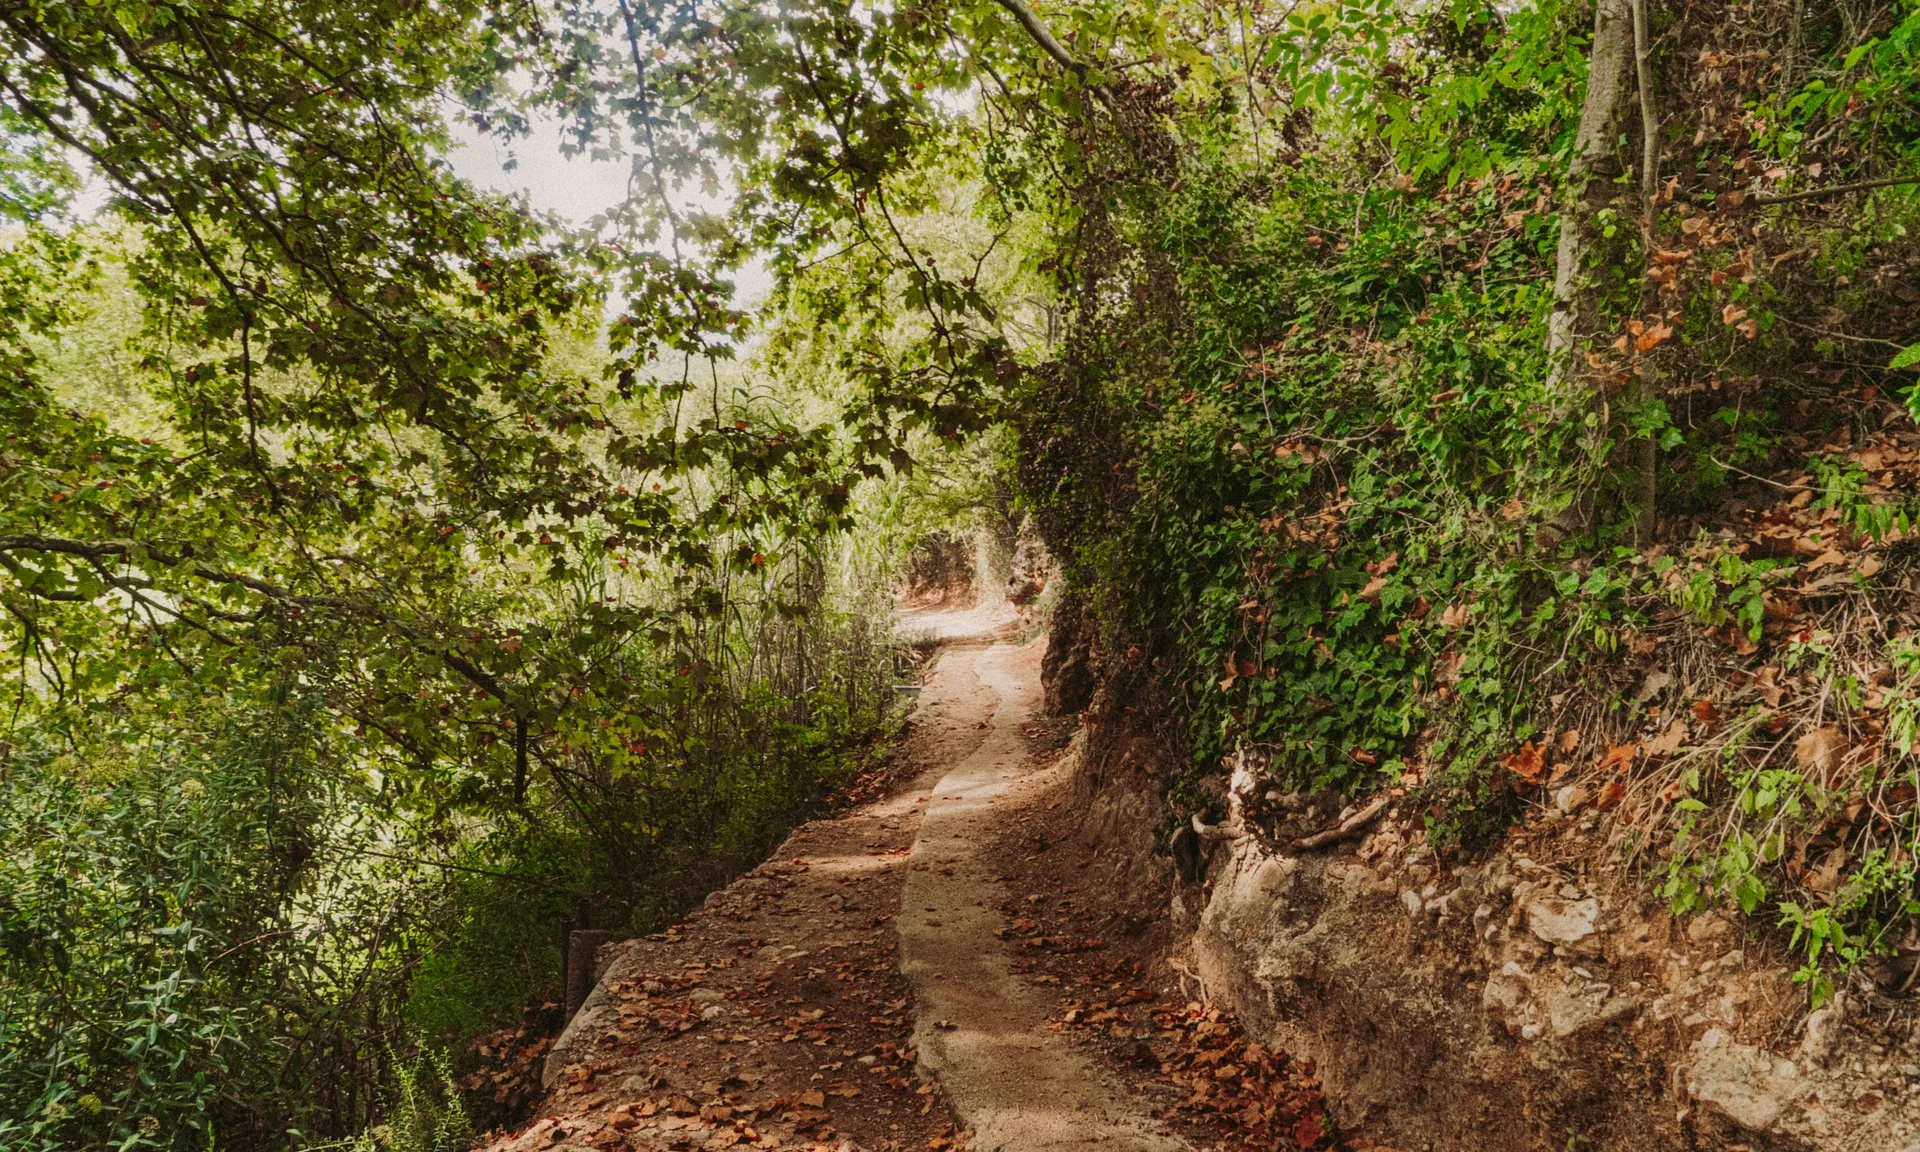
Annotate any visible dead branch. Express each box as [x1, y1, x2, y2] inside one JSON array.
[[1289, 795, 1390, 852]]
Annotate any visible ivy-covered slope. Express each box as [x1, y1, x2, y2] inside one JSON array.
[[1011, 0, 1920, 1003]]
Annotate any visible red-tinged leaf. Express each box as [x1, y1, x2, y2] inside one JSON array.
[[1690, 698, 1722, 731], [1502, 741, 1546, 784], [1596, 742, 1637, 774]]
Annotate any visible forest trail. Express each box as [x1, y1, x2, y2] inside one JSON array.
[[484, 603, 1184, 1152], [898, 638, 1187, 1152]]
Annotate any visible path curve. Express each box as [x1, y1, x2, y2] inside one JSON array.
[[899, 630, 1189, 1152]]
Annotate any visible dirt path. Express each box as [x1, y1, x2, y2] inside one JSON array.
[[899, 641, 1188, 1152], [482, 605, 1362, 1152], [467, 606, 981, 1151]]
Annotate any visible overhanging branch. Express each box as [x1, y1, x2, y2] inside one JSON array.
[[992, 0, 1084, 77]]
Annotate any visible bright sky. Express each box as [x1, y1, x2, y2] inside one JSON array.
[[446, 116, 633, 227], [67, 112, 771, 307], [447, 116, 774, 309]]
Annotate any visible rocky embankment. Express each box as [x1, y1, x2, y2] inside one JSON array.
[[1025, 559, 1920, 1152], [1067, 698, 1920, 1152]]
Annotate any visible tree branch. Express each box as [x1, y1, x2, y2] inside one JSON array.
[[992, 0, 1085, 76], [1752, 173, 1920, 205]]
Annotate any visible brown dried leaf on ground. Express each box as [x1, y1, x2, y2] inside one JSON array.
[[1146, 1001, 1357, 1151]]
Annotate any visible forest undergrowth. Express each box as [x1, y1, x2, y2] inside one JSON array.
[[4, 0, 1920, 1147], [1008, 0, 1920, 1019]]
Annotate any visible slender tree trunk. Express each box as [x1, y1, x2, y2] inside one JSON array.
[[1542, 0, 1635, 541], [1628, 0, 1663, 545], [1547, 0, 1634, 404]]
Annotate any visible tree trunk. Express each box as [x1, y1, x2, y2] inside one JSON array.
[[1542, 0, 1635, 541], [1628, 0, 1662, 545], [1547, 0, 1634, 405]]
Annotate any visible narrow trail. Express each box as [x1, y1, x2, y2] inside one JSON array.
[[899, 637, 1187, 1152], [484, 603, 1182, 1152]]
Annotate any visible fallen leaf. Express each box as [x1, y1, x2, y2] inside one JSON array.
[[1722, 303, 1749, 326], [1503, 741, 1546, 785], [1807, 847, 1848, 894], [797, 1090, 826, 1108], [1558, 728, 1582, 754], [1794, 726, 1847, 777], [1646, 718, 1689, 757], [1597, 743, 1638, 774], [1635, 669, 1675, 704], [1594, 779, 1626, 810], [1690, 698, 1723, 731], [1635, 322, 1673, 352]]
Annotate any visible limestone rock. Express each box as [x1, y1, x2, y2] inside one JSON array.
[[1543, 984, 1601, 1038], [1525, 896, 1600, 947], [1800, 992, 1846, 1065], [1689, 1027, 1797, 1133], [1482, 963, 1532, 1037]]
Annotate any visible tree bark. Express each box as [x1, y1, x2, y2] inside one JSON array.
[[1546, 0, 1635, 408], [1629, 0, 1662, 545], [1541, 0, 1635, 543]]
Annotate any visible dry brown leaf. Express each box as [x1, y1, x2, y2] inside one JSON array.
[[1594, 779, 1626, 810], [1597, 743, 1638, 773], [1794, 726, 1847, 776], [1646, 718, 1689, 757], [1722, 303, 1748, 325], [1558, 728, 1582, 754], [1503, 741, 1546, 785], [1807, 847, 1848, 895]]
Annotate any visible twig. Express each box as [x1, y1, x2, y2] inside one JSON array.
[[1705, 455, 1818, 492], [1290, 795, 1389, 851], [1752, 174, 1920, 206]]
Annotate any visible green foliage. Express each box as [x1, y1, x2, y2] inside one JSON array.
[[0, 692, 423, 1150], [0, 0, 933, 1142], [996, 0, 1920, 1002]]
